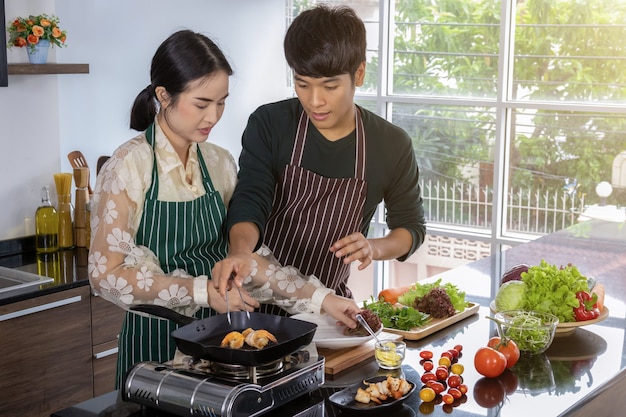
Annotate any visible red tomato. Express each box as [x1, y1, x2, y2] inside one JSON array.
[[488, 337, 521, 368], [421, 372, 437, 384], [441, 393, 455, 405], [458, 384, 469, 395], [441, 351, 453, 360], [473, 377, 506, 408], [474, 347, 507, 378], [420, 350, 434, 360], [426, 380, 446, 394], [436, 366, 449, 381], [447, 374, 462, 388], [448, 387, 463, 400], [423, 360, 434, 372]]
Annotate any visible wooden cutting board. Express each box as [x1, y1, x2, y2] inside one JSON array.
[[318, 331, 403, 375]]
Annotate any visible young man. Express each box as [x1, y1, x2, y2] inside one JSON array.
[[213, 4, 426, 322]]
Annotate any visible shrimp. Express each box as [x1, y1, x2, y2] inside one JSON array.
[[220, 331, 245, 349], [244, 329, 278, 349]]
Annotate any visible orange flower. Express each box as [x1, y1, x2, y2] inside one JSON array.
[[14, 37, 27, 48], [52, 27, 62, 38], [32, 25, 45, 37], [16, 24, 27, 33], [60, 35, 67, 43], [26, 19, 34, 25], [27, 34, 40, 45], [40, 18, 51, 27]]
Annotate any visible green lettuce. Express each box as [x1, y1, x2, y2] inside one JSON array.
[[520, 260, 589, 322]]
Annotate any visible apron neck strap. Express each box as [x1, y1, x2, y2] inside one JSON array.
[[144, 122, 216, 199], [290, 105, 366, 180]]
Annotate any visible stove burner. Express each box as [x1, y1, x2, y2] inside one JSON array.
[[207, 358, 284, 381]]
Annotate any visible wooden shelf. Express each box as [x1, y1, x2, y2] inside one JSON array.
[[7, 63, 89, 75]]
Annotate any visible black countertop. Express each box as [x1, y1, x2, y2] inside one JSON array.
[[4, 220, 626, 416], [0, 242, 90, 305]]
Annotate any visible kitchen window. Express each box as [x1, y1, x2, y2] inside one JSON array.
[[288, 0, 626, 294]]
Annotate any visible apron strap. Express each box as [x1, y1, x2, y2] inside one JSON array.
[[289, 105, 366, 181], [143, 122, 218, 198]]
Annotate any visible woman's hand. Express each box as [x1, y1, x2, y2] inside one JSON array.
[[321, 293, 360, 329], [329, 232, 373, 270], [211, 254, 254, 297], [207, 283, 258, 314]]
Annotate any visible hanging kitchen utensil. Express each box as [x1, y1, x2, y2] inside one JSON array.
[[67, 150, 93, 194], [129, 304, 317, 366]]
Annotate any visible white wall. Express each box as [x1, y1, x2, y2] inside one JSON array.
[[1, 0, 289, 240]]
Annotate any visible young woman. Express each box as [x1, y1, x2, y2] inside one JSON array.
[[89, 29, 360, 388]]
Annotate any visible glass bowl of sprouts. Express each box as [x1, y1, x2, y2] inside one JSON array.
[[492, 310, 559, 354]]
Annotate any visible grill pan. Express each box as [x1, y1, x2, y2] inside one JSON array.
[[130, 304, 317, 366]]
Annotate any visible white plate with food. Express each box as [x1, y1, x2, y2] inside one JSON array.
[[291, 313, 382, 349]]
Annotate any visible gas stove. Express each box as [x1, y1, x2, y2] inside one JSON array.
[[122, 343, 325, 417]]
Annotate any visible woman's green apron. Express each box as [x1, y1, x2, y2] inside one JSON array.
[[115, 124, 228, 387]]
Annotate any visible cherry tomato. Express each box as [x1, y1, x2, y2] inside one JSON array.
[[426, 380, 445, 394], [454, 344, 463, 353], [447, 349, 460, 358], [447, 374, 462, 388], [419, 387, 436, 403], [436, 366, 449, 381], [420, 350, 434, 360], [450, 363, 465, 375], [441, 351, 453, 360], [473, 377, 506, 408], [441, 393, 454, 405], [423, 360, 434, 372], [474, 347, 507, 378], [448, 387, 463, 399], [458, 384, 469, 395], [421, 372, 437, 384], [488, 337, 521, 368], [438, 356, 452, 368]]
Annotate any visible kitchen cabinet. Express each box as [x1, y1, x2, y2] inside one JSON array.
[[0, 286, 93, 417], [90, 293, 125, 397]]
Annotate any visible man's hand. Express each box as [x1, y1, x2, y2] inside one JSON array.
[[329, 232, 373, 270]]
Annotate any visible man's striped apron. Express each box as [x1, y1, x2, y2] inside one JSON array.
[[260, 108, 367, 315]]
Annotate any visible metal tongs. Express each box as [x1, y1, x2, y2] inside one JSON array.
[[225, 273, 250, 325], [355, 313, 384, 346]]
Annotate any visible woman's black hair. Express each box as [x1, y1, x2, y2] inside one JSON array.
[[284, 4, 366, 79], [130, 30, 233, 131]]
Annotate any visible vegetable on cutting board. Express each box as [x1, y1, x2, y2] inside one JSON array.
[[378, 286, 410, 305]]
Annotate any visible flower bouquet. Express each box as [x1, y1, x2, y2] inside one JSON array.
[[6, 14, 67, 51]]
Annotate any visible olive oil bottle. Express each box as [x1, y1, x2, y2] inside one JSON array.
[[35, 186, 59, 253]]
